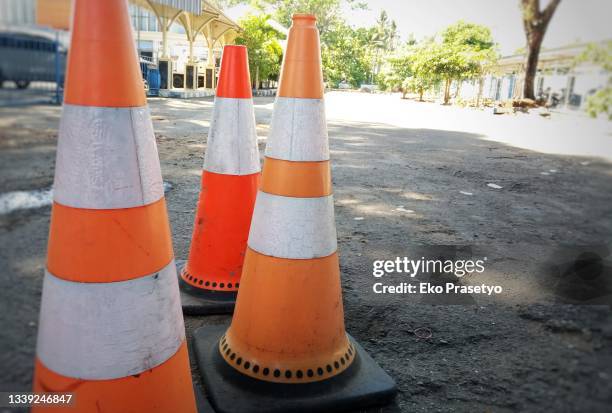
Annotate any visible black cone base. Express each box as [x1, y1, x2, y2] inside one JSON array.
[[194, 383, 215, 413], [193, 324, 397, 413], [177, 262, 236, 316]]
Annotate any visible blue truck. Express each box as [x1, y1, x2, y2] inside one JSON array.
[[0, 31, 66, 89]]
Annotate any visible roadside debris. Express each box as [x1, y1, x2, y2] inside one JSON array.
[[395, 206, 415, 213], [0, 183, 173, 215], [0, 187, 52, 215]]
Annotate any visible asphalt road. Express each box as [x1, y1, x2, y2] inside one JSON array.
[[1, 92, 611, 412]]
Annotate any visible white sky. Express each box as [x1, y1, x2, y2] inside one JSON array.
[[225, 0, 612, 55]]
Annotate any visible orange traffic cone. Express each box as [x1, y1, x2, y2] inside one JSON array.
[[31, 1, 199, 411], [178, 45, 260, 315], [192, 14, 396, 413]]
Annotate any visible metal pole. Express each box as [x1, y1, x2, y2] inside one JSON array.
[[54, 31, 61, 105], [137, 6, 141, 58]]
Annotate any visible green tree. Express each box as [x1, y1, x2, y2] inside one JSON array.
[[402, 76, 435, 101], [225, 0, 390, 87], [440, 21, 498, 104], [575, 41, 612, 119], [410, 41, 449, 101], [382, 23, 497, 104], [520, 0, 562, 99], [321, 23, 374, 87], [234, 14, 284, 89], [377, 46, 413, 94], [243, 0, 366, 38], [371, 10, 399, 76]]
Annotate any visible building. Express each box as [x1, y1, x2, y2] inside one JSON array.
[[456, 42, 610, 111], [0, 0, 242, 95]]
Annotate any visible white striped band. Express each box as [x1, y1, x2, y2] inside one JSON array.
[[265, 97, 329, 162], [54, 104, 164, 209], [36, 260, 185, 380], [204, 97, 261, 175], [248, 191, 337, 259]]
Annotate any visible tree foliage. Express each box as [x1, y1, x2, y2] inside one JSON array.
[[229, 3, 498, 100], [234, 14, 284, 88], [321, 23, 374, 87], [576, 41, 612, 119], [441, 21, 497, 77], [247, 0, 366, 37], [379, 21, 497, 103], [378, 45, 413, 92], [230, 0, 373, 87], [370, 10, 399, 76]]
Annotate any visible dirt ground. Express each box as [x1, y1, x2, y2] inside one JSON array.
[[1, 92, 611, 412]]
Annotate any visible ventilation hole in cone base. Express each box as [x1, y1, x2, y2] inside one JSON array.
[[180, 269, 239, 292], [218, 335, 356, 383]]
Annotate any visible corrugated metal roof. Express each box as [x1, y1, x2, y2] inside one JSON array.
[[0, 0, 36, 25], [150, 0, 201, 14]]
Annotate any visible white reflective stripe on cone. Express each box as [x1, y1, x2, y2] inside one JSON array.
[[204, 97, 261, 175], [265, 97, 329, 162], [36, 260, 185, 380], [248, 191, 337, 259], [53, 104, 164, 209]]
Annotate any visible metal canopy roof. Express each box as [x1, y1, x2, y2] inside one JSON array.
[[132, 0, 241, 47], [148, 0, 202, 15]]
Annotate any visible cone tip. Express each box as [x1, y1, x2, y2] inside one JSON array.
[[223, 44, 248, 54], [292, 14, 317, 26], [216, 45, 252, 99], [65, 0, 145, 107], [278, 14, 323, 98]]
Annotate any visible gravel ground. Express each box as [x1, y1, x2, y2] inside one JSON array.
[[1, 92, 611, 412]]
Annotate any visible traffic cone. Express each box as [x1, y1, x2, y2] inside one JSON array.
[[178, 45, 260, 315], [192, 14, 397, 413], [31, 1, 199, 411]]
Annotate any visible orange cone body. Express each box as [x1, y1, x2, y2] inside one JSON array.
[[181, 45, 260, 293], [32, 1, 197, 411], [219, 14, 355, 384]]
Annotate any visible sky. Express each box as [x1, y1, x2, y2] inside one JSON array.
[[225, 0, 612, 56]]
